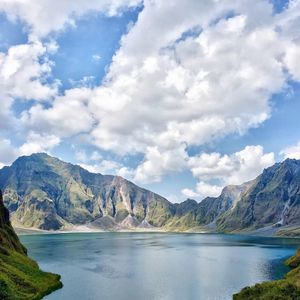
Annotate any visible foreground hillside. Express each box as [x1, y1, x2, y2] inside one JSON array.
[[1, 153, 300, 235], [0, 190, 62, 299], [234, 248, 300, 299]]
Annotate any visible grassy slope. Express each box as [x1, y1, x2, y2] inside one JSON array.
[[0, 190, 62, 300], [0, 250, 62, 300], [233, 248, 300, 300]]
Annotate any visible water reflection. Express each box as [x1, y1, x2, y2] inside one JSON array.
[[20, 233, 299, 300]]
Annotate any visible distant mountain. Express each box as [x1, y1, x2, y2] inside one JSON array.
[[217, 159, 300, 233], [168, 159, 300, 235], [0, 189, 62, 299], [0, 153, 174, 230], [1, 153, 300, 236]]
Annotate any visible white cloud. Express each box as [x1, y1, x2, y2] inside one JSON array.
[[196, 181, 223, 198], [0, 41, 58, 132], [131, 144, 189, 183], [0, 0, 142, 38], [181, 188, 200, 199], [281, 141, 300, 160], [182, 182, 223, 200], [80, 160, 122, 175], [189, 145, 274, 185], [183, 145, 274, 199], [74, 0, 300, 160], [19, 132, 60, 156], [92, 54, 101, 63], [0, 139, 19, 166], [3, 1, 300, 193], [21, 88, 95, 137], [0, 133, 60, 168], [0, 41, 57, 101]]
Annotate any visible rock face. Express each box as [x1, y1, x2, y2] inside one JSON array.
[[0, 190, 26, 254], [217, 159, 300, 232], [0, 189, 62, 299], [163, 159, 300, 233], [0, 153, 174, 230], [1, 153, 300, 234]]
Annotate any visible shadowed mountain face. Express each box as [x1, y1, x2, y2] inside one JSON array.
[[0, 189, 62, 299], [0, 153, 175, 230], [0, 190, 26, 254], [1, 153, 300, 234]]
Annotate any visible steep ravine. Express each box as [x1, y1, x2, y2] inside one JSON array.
[[1, 154, 300, 236]]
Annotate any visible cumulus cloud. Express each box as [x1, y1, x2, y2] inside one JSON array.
[[0, 41, 58, 101], [183, 145, 275, 199], [20, 0, 300, 185], [189, 145, 275, 185], [0, 133, 60, 168], [0, 139, 19, 167], [130, 144, 189, 183], [85, 0, 286, 157], [281, 141, 300, 159], [19, 132, 60, 156], [2, 1, 300, 195], [21, 88, 95, 137], [80, 160, 122, 175], [0, 0, 142, 38], [0, 41, 58, 133], [181, 188, 201, 199]]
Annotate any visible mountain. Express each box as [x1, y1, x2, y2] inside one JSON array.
[[0, 189, 62, 299], [163, 183, 252, 231], [1, 153, 300, 235], [164, 158, 300, 234], [0, 153, 174, 230], [217, 159, 300, 233]]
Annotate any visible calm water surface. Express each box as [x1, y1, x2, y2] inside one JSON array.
[[20, 233, 300, 300]]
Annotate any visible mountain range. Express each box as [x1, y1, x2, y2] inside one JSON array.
[[1, 153, 300, 236]]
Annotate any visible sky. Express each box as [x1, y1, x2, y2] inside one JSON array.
[[0, 0, 300, 202]]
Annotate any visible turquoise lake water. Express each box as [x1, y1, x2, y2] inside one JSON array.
[[20, 233, 300, 300]]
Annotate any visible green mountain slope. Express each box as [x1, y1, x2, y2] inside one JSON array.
[[0, 153, 174, 230], [217, 159, 300, 233], [1, 153, 300, 235], [0, 190, 62, 299]]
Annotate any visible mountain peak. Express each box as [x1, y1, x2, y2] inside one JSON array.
[[0, 153, 172, 230]]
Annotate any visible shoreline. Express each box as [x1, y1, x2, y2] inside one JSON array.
[[15, 226, 300, 239]]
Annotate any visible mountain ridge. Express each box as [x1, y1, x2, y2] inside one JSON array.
[[1, 153, 300, 236], [0, 153, 175, 230]]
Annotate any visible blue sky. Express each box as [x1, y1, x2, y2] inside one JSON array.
[[0, 0, 299, 202]]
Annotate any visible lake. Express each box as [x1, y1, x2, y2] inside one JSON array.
[[20, 232, 300, 300]]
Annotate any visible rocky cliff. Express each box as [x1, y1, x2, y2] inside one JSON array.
[[0, 189, 62, 299], [1, 153, 300, 235], [217, 159, 300, 233], [0, 153, 174, 230]]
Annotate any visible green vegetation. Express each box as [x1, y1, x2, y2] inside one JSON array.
[[233, 248, 300, 300], [0, 190, 62, 299], [0, 250, 62, 300], [2, 153, 300, 235]]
